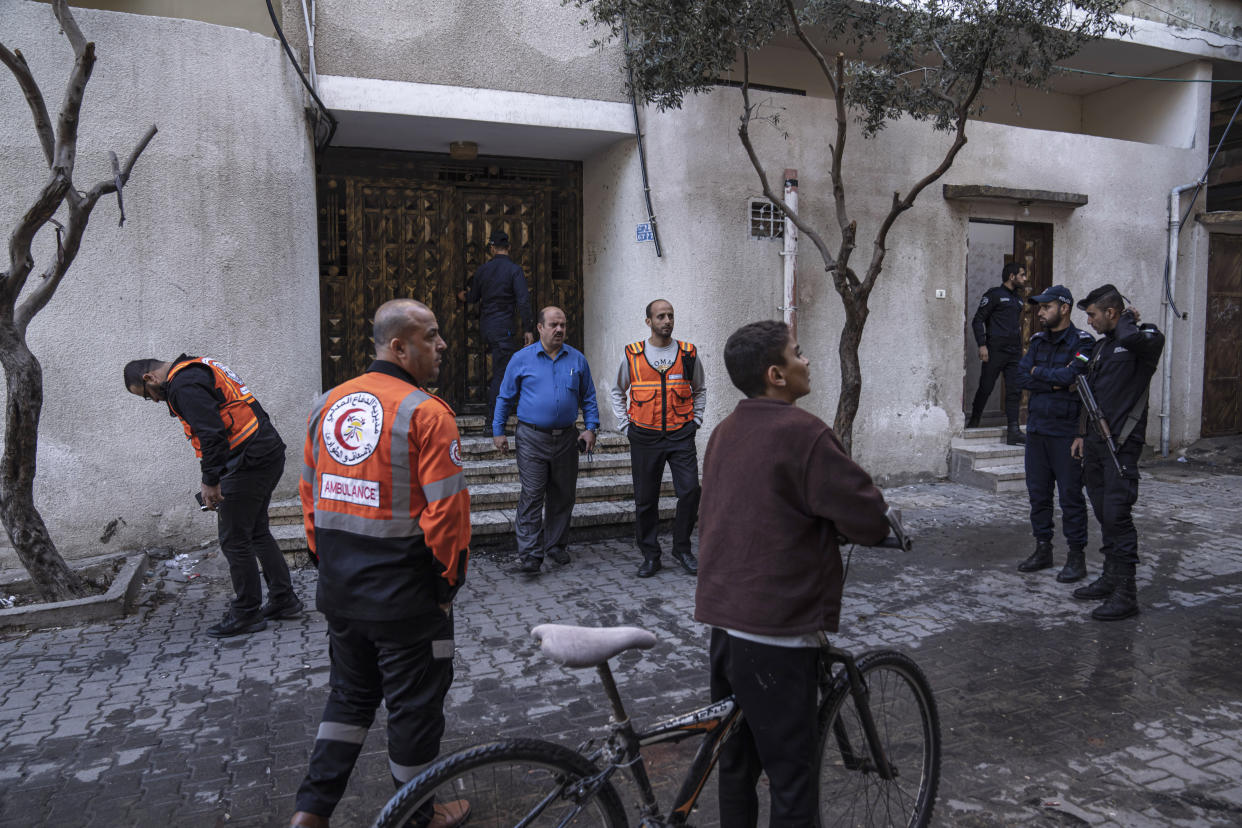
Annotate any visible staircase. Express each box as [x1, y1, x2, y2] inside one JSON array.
[[948, 426, 1027, 493], [271, 415, 675, 557]]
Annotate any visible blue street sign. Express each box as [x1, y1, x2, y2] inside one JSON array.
[[636, 223, 654, 243]]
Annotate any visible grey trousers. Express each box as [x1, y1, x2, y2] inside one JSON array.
[[514, 423, 579, 559]]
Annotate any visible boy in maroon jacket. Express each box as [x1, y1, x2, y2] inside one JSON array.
[[696, 320, 890, 826]]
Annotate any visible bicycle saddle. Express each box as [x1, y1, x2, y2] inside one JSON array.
[[531, 624, 658, 668]]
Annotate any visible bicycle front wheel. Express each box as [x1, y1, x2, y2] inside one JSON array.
[[371, 737, 629, 828], [816, 650, 941, 827]]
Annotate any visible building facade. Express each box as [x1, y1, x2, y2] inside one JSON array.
[[2, 0, 1240, 558]]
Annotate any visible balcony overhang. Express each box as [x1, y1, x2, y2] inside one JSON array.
[[943, 185, 1088, 209], [1197, 211, 1242, 234], [316, 76, 634, 160]]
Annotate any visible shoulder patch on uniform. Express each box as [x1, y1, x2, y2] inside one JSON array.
[[322, 392, 384, 466], [979, 296, 989, 307], [1077, 330, 1094, 339], [1031, 331, 1046, 340], [449, 439, 463, 467]]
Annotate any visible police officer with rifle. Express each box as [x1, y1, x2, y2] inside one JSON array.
[[1070, 285, 1164, 621]]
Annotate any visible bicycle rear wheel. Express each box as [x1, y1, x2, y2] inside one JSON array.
[[816, 650, 940, 827], [371, 737, 629, 828]]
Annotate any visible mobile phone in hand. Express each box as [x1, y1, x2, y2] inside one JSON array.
[[195, 492, 209, 511]]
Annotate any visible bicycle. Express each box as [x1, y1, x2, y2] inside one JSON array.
[[373, 511, 940, 827]]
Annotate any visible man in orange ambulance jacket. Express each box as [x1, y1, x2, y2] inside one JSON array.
[[290, 299, 471, 828]]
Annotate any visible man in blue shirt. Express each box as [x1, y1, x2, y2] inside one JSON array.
[[493, 306, 599, 573]]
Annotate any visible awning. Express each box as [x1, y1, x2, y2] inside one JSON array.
[[943, 185, 1088, 209]]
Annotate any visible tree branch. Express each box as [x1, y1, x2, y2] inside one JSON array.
[[51, 0, 89, 57], [0, 45, 55, 168], [3, 171, 71, 309], [16, 124, 156, 331], [51, 37, 95, 180], [737, 53, 838, 275]]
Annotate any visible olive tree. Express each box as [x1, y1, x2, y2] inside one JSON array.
[[576, 0, 1127, 453], [0, 0, 156, 601]]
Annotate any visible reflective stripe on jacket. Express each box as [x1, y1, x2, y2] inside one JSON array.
[[166, 357, 259, 457], [625, 340, 697, 432], [299, 365, 470, 620]]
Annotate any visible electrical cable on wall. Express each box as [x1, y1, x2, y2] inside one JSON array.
[[265, 0, 337, 151]]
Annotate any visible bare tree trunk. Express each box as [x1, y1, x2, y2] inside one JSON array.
[[833, 296, 868, 457], [0, 322, 89, 600]]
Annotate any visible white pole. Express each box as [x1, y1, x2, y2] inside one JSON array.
[[782, 170, 799, 337]]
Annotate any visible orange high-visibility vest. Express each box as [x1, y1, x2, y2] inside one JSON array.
[[625, 340, 697, 432], [300, 370, 470, 593], [166, 357, 260, 457]]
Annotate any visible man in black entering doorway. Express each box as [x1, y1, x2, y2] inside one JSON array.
[[968, 261, 1029, 445]]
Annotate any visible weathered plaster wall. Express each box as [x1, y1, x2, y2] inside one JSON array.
[[0, 3, 318, 561], [584, 78, 1209, 482], [278, 0, 629, 104], [1084, 61, 1204, 147]]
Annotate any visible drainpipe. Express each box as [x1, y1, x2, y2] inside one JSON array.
[[781, 171, 798, 338], [1161, 182, 1198, 456]]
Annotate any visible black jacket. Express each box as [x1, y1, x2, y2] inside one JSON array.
[[971, 284, 1025, 350], [1017, 324, 1097, 437], [466, 254, 532, 339], [1080, 312, 1165, 447]]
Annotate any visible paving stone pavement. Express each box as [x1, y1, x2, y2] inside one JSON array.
[[1, 460, 1240, 827]]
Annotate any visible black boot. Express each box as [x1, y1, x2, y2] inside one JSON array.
[[1092, 566, 1139, 621], [1017, 541, 1054, 572], [1073, 559, 1114, 600], [1006, 424, 1026, 445], [1056, 547, 1087, 583], [966, 413, 981, 429]]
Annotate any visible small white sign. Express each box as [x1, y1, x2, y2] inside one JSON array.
[[636, 223, 654, 243]]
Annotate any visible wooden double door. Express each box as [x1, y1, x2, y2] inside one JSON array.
[[317, 149, 583, 413], [1203, 234, 1242, 436]]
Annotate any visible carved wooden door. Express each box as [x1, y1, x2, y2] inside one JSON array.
[[1203, 234, 1242, 436]]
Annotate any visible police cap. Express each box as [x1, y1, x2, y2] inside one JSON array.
[[489, 230, 510, 246], [1076, 283, 1120, 310], [1028, 284, 1073, 306]]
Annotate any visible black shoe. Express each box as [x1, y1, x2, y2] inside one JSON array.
[[207, 612, 267, 638], [1073, 560, 1115, 600], [1006, 425, 1026, 446], [966, 415, 981, 429], [1017, 541, 1054, 573], [670, 550, 698, 575], [517, 555, 542, 574], [637, 558, 662, 578], [547, 548, 570, 566], [1092, 574, 1139, 621], [262, 597, 305, 620], [1056, 548, 1087, 583]]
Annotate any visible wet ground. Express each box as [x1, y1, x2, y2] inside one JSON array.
[[0, 464, 1239, 827]]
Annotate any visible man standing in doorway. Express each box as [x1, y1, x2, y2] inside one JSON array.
[[1071, 285, 1164, 621], [292, 299, 470, 828], [124, 355, 300, 638], [1015, 285, 1096, 582], [493, 306, 599, 574], [609, 299, 705, 578], [458, 229, 534, 423], [968, 262, 1029, 445]]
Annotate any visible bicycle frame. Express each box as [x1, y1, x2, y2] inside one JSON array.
[[819, 642, 897, 781]]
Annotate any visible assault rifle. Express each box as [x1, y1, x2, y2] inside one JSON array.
[[1073, 377, 1123, 475]]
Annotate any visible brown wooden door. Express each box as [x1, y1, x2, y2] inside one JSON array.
[[317, 149, 583, 412], [1010, 222, 1053, 424], [1203, 234, 1242, 436]]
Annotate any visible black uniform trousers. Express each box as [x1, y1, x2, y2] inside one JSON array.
[[710, 629, 821, 828], [216, 450, 295, 620], [970, 346, 1022, 425], [484, 329, 519, 424], [1082, 437, 1141, 567], [295, 611, 454, 818], [628, 426, 701, 561], [1024, 433, 1088, 548]]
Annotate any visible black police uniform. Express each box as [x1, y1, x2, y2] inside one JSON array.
[[1078, 310, 1164, 572], [465, 253, 532, 419], [969, 283, 1025, 426], [1017, 323, 1096, 554]]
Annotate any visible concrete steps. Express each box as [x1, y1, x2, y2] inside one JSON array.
[[275, 414, 664, 554], [949, 426, 1028, 493]]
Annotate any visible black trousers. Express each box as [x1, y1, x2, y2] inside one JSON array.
[[1024, 432, 1087, 548], [628, 429, 700, 560], [216, 450, 294, 619], [296, 611, 455, 817], [710, 629, 821, 828], [970, 347, 1021, 424], [1083, 438, 1141, 567], [484, 330, 519, 425]]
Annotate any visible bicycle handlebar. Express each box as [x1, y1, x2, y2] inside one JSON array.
[[841, 507, 913, 552]]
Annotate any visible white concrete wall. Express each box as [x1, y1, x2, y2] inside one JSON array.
[[0, 2, 318, 561], [1084, 61, 1204, 147], [277, 0, 629, 103], [583, 78, 1210, 483]]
